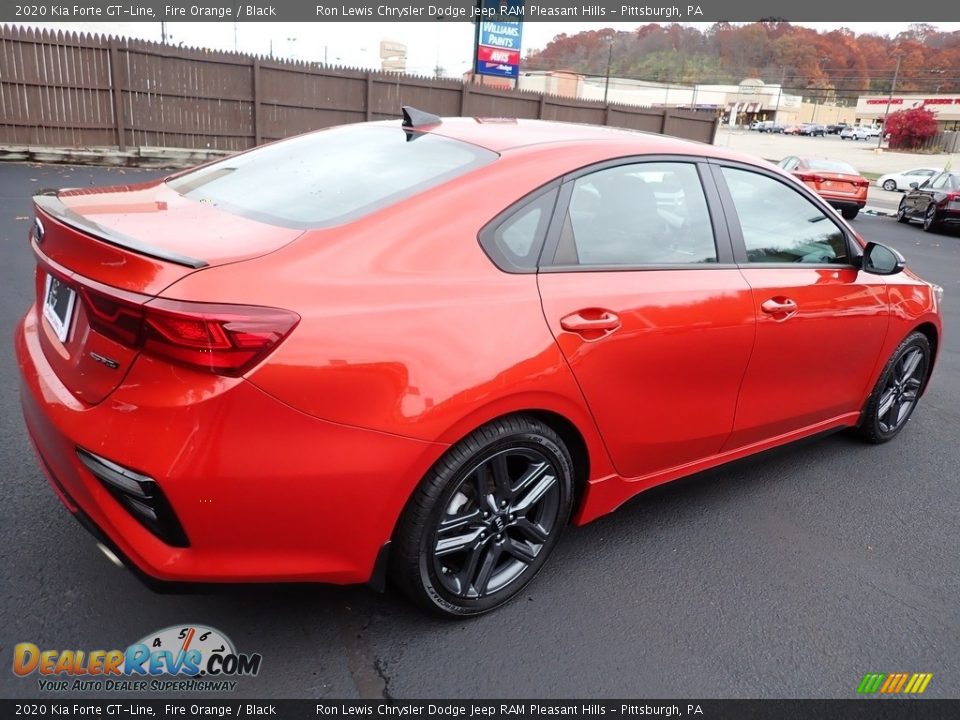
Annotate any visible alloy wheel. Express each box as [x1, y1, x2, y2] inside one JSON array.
[[431, 447, 561, 599], [883, 180, 896, 191], [876, 347, 927, 434], [923, 205, 938, 232]]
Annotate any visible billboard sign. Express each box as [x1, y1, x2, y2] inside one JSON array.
[[475, 0, 524, 79]]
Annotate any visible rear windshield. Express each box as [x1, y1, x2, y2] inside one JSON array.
[[167, 125, 496, 228], [804, 159, 858, 175]]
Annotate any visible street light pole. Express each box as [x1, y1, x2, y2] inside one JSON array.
[[603, 35, 614, 104], [878, 53, 903, 150], [773, 65, 786, 123]]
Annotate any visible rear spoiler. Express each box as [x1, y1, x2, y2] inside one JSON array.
[[33, 191, 208, 269]]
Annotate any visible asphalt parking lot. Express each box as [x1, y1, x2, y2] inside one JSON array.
[[1, 162, 958, 700]]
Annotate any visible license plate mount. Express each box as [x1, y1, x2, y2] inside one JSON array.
[[42, 273, 77, 343]]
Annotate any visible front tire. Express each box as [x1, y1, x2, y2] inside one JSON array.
[[391, 415, 574, 617], [856, 332, 931, 444], [882, 180, 897, 191], [896, 199, 910, 223]]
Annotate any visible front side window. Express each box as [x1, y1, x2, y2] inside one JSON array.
[[555, 162, 717, 266], [168, 126, 496, 228], [721, 167, 849, 265]]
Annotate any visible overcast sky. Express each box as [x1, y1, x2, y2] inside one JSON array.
[[23, 22, 960, 78]]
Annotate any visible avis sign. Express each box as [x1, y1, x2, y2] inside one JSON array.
[[475, 0, 524, 80]]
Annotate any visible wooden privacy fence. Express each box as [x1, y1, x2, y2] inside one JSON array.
[[0, 25, 720, 153]]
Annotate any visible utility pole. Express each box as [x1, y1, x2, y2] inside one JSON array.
[[773, 65, 786, 123], [878, 53, 903, 149], [603, 34, 614, 104]]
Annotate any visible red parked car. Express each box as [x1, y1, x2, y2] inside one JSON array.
[[778, 156, 870, 219], [17, 109, 942, 617]]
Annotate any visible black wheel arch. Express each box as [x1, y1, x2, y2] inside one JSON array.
[[913, 322, 939, 396]]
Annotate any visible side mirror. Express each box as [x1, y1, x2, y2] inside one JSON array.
[[909, 182, 919, 189], [861, 241, 905, 276]]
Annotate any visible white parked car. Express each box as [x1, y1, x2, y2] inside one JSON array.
[[876, 168, 943, 192], [840, 126, 882, 141]]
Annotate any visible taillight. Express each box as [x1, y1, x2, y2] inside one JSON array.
[[854, 179, 870, 188], [945, 192, 960, 210], [142, 299, 299, 376], [796, 173, 825, 184], [76, 282, 299, 376], [79, 285, 144, 347]]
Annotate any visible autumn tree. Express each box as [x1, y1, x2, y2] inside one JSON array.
[[524, 23, 960, 99], [884, 107, 939, 149]]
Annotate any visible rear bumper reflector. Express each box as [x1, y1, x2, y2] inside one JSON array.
[[76, 448, 190, 548]]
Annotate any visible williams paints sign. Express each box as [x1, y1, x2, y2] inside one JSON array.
[[475, 0, 524, 79]]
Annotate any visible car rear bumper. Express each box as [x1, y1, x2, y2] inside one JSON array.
[[16, 307, 446, 587], [937, 207, 960, 224], [824, 198, 866, 211]]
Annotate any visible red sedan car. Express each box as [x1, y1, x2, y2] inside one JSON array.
[[17, 109, 942, 617], [778, 156, 870, 220]]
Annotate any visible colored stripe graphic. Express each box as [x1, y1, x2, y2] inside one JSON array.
[[857, 672, 933, 694], [857, 673, 886, 693]]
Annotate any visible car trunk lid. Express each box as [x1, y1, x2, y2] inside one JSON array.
[[31, 182, 303, 404], [797, 172, 865, 196]]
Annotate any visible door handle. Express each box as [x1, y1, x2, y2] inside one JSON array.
[[560, 310, 621, 333], [760, 298, 798, 315]]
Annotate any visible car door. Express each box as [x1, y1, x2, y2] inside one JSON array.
[[711, 163, 891, 449], [909, 172, 949, 217], [536, 159, 756, 480]]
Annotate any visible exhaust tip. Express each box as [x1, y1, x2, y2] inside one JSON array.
[[96, 542, 124, 568]]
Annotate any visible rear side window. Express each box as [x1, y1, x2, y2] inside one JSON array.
[[479, 187, 558, 273], [555, 162, 717, 267], [167, 126, 496, 228]]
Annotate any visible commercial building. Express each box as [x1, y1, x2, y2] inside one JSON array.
[[855, 95, 960, 131]]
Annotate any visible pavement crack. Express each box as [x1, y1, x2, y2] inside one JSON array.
[[374, 657, 394, 701], [337, 604, 389, 700]]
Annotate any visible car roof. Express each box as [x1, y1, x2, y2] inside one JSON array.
[[383, 116, 717, 155]]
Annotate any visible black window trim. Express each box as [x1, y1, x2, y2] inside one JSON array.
[[537, 155, 737, 274], [707, 159, 863, 270], [477, 180, 562, 274]]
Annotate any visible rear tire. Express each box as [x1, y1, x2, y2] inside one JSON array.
[[882, 180, 897, 191], [841, 207, 859, 220], [391, 415, 574, 617], [923, 205, 940, 233], [856, 332, 931, 444]]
